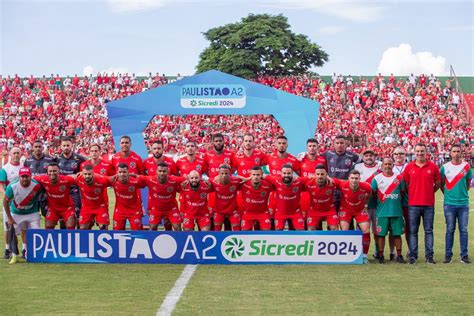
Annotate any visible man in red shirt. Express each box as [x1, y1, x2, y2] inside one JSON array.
[[110, 135, 144, 175], [265, 164, 306, 230], [304, 165, 339, 230], [210, 164, 242, 231], [240, 166, 274, 231], [179, 170, 213, 231], [143, 140, 177, 176], [138, 162, 184, 231], [299, 138, 327, 223], [80, 144, 114, 176], [403, 143, 441, 264], [334, 170, 372, 263], [110, 163, 146, 230], [75, 164, 111, 230], [34, 162, 77, 229], [235, 134, 266, 177]]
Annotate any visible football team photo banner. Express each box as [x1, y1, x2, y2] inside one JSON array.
[[27, 230, 363, 265]]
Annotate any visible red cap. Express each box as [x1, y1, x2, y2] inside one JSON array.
[[19, 167, 31, 176]]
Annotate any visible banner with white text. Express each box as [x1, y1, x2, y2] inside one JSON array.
[[27, 230, 363, 264]]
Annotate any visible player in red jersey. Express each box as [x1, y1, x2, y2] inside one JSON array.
[[265, 164, 306, 230], [80, 144, 114, 176], [138, 162, 184, 231], [304, 165, 339, 230], [34, 162, 77, 229], [143, 140, 178, 176], [110, 163, 146, 230], [210, 164, 242, 231], [299, 138, 327, 224], [235, 134, 266, 177], [205, 133, 237, 230], [179, 170, 213, 231], [75, 164, 111, 230], [333, 170, 372, 263], [110, 135, 144, 175], [240, 166, 274, 231], [265, 135, 301, 229]]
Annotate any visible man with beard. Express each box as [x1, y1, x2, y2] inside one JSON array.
[[264, 164, 306, 230], [144, 140, 177, 176], [110, 163, 147, 230], [265, 135, 301, 229], [179, 170, 213, 231], [138, 162, 184, 231], [304, 165, 339, 231], [355, 149, 381, 259], [240, 166, 274, 231], [333, 170, 372, 264], [74, 164, 111, 230], [204, 133, 237, 230], [210, 164, 242, 231], [371, 157, 407, 263], [34, 162, 77, 229], [56, 136, 86, 226]]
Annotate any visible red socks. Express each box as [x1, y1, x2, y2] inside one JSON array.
[[363, 233, 371, 255]]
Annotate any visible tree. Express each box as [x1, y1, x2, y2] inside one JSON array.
[[196, 14, 329, 78]]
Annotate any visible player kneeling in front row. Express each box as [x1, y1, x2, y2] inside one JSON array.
[[304, 165, 339, 230], [3, 167, 42, 263], [75, 164, 111, 230], [180, 170, 213, 231], [333, 170, 372, 263], [371, 158, 407, 263]]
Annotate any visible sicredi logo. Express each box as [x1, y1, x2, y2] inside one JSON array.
[[221, 235, 361, 263], [180, 84, 246, 108]]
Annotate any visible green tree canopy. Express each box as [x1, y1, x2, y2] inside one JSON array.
[[196, 14, 329, 78]]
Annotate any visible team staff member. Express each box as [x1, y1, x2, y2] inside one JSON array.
[[74, 165, 111, 230], [240, 166, 274, 231], [138, 162, 184, 231], [178, 170, 213, 231], [304, 165, 339, 231], [440, 144, 471, 264], [265, 164, 306, 230], [333, 170, 372, 264], [0, 147, 23, 259], [403, 143, 441, 264], [3, 167, 42, 264], [34, 162, 77, 229], [371, 158, 406, 264], [210, 164, 242, 231]]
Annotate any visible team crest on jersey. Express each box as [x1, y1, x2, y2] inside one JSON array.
[[100, 168, 106, 175], [94, 188, 101, 194], [149, 215, 154, 221], [339, 211, 346, 217], [200, 193, 206, 199], [59, 185, 66, 192], [326, 189, 332, 195], [260, 192, 266, 197], [358, 194, 367, 200], [130, 162, 136, 169], [292, 187, 299, 193], [196, 165, 202, 171], [167, 187, 173, 193], [255, 158, 260, 164], [43, 162, 49, 169], [330, 158, 335, 163], [376, 225, 382, 233], [71, 162, 78, 169], [345, 159, 352, 166], [229, 186, 236, 192], [224, 158, 230, 164], [183, 218, 189, 224], [128, 186, 135, 192]]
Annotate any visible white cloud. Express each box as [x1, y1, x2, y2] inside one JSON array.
[[106, 0, 170, 13], [261, 0, 386, 22], [83, 65, 94, 77], [318, 26, 344, 35], [377, 43, 449, 76]]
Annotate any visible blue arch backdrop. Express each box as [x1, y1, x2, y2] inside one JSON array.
[[107, 70, 320, 156]]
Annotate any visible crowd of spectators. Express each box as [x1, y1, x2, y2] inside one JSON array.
[[0, 72, 471, 164]]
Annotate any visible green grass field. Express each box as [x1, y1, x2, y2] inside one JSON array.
[[2, 190, 473, 315]]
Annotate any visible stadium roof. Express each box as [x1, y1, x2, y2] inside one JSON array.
[[107, 70, 320, 155]]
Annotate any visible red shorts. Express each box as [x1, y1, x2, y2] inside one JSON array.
[[183, 213, 211, 230], [338, 209, 370, 224], [79, 208, 109, 226], [268, 192, 276, 218], [149, 206, 182, 225], [45, 208, 75, 223], [213, 210, 241, 225], [208, 192, 216, 213], [300, 192, 310, 216], [241, 212, 271, 230], [307, 208, 339, 227], [275, 211, 305, 230], [113, 210, 142, 230]]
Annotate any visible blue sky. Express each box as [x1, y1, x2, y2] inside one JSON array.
[[1, 0, 473, 77]]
